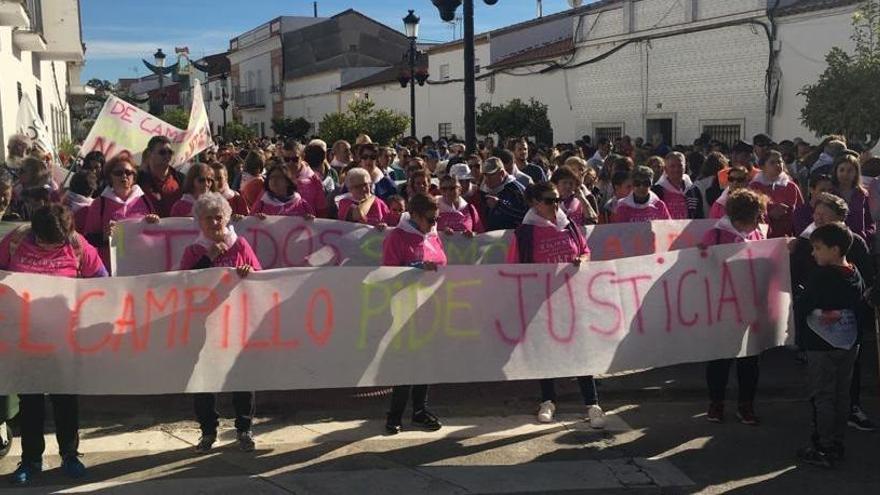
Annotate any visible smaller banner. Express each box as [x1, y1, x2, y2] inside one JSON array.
[[111, 217, 723, 275]]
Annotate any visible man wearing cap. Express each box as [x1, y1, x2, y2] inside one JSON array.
[[480, 157, 527, 231]]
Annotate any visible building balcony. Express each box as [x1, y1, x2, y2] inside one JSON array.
[[0, 0, 29, 27], [236, 88, 265, 109], [40, 0, 85, 61], [13, 29, 47, 52]]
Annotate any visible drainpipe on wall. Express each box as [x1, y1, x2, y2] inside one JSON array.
[[765, 0, 782, 138]]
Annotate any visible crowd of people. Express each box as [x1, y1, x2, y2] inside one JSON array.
[[0, 127, 878, 484]]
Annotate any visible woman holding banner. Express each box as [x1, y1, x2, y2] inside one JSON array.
[[82, 153, 159, 268], [338, 168, 389, 229], [382, 193, 446, 434], [507, 182, 606, 429], [179, 192, 260, 453], [169, 163, 218, 217], [701, 189, 768, 425], [0, 204, 108, 485]]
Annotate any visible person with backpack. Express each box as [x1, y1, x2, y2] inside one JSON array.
[[507, 182, 606, 429], [0, 204, 108, 485]]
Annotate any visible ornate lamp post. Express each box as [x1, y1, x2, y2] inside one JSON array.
[[402, 10, 421, 137], [153, 48, 166, 112], [431, 0, 499, 153], [219, 73, 230, 140]]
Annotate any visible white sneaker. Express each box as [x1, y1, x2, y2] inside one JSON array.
[[537, 400, 556, 423], [587, 405, 606, 429]]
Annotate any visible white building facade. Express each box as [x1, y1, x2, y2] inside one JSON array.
[[0, 0, 88, 161]]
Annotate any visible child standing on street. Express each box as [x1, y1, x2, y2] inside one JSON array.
[[796, 223, 867, 468]]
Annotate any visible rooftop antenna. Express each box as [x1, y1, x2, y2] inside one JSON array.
[[313, 1, 318, 17], [537, 0, 543, 18]]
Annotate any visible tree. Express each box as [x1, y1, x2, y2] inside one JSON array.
[[225, 121, 256, 142], [160, 108, 190, 129], [476, 98, 553, 147], [800, 0, 880, 147], [318, 99, 409, 145], [272, 117, 312, 141]]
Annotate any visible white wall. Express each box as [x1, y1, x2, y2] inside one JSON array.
[[283, 70, 343, 131], [0, 27, 73, 161], [228, 37, 278, 136], [772, 5, 859, 141]]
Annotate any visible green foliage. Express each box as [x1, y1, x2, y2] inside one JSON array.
[[476, 98, 553, 147], [272, 117, 312, 140], [318, 99, 409, 146], [800, 0, 880, 147], [159, 108, 190, 129], [224, 120, 256, 142]]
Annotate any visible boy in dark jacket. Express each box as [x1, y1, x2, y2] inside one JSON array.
[[795, 223, 866, 468]]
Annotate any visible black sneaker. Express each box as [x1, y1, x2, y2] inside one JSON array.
[[797, 446, 834, 469], [827, 442, 845, 462], [412, 409, 442, 431], [848, 406, 876, 431], [385, 415, 402, 435]]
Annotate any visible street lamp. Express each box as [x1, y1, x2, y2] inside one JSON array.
[[219, 73, 230, 140], [153, 48, 166, 113], [431, 0, 499, 153], [402, 10, 420, 138]]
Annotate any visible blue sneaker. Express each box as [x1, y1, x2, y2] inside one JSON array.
[[10, 461, 42, 485], [61, 456, 87, 479]]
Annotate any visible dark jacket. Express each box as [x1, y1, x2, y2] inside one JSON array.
[[651, 183, 705, 219], [483, 180, 527, 231], [795, 264, 867, 351]]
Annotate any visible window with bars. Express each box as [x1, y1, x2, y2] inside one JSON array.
[[701, 123, 742, 148], [438, 123, 452, 139], [594, 125, 623, 142]]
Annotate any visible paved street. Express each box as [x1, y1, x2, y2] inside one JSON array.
[[2, 347, 878, 494]]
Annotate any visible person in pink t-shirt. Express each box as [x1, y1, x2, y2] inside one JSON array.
[[436, 175, 484, 237], [382, 193, 446, 435], [169, 163, 218, 217], [337, 167, 389, 229], [82, 153, 159, 270], [505, 182, 607, 428], [748, 150, 803, 237], [700, 189, 768, 426], [250, 165, 315, 219], [709, 165, 751, 219], [0, 204, 107, 485], [178, 192, 260, 455], [551, 165, 598, 226], [385, 194, 406, 227], [613, 166, 672, 223], [284, 139, 329, 218]]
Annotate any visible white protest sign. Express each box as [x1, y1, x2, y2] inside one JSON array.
[[0, 239, 792, 395], [110, 217, 722, 275], [16, 94, 71, 187], [79, 80, 212, 167]]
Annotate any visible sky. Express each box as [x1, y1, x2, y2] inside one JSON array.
[[81, 0, 587, 83]]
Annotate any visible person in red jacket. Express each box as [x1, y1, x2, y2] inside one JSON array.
[[506, 182, 606, 428], [178, 192, 260, 454], [1, 204, 107, 485], [382, 193, 446, 434], [749, 150, 803, 237], [168, 163, 218, 217], [700, 189, 768, 425], [210, 162, 249, 217]]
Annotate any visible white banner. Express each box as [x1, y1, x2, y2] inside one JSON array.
[[79, 80, 211, 167], [111, 218, 722, 275], [0, 240, 792, 395]]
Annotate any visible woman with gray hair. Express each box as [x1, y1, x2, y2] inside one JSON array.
[[178, 192, 261, 454], [337, 167, 390, 229]]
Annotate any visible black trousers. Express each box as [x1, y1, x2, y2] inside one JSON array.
[[388, 385, 428, 421], [706, 356, 760, 403], [850, 346, 863, 408], [193, 392, 255, 435], [19, 394, 80, 463], [540, 376, 599, 406]]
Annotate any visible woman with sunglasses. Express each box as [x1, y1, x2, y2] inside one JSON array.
[[337, 168, 390, 229], [437, 175, 484, 236], [358, 143, 398, 201], [709, 165, 751, 219], [382, 193, 446, 434], [169, 163, 218, 217], [250, 164, 315, 219], [613, 166, 672, 223], [83, 153, 159, 268], [507, 183, 606, 428]]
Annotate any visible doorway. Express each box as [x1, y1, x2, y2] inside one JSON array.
[[646, 118, 674, 147]]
